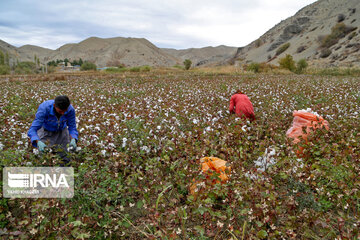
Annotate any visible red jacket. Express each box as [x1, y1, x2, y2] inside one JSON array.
[[229, 94, 255, 121]]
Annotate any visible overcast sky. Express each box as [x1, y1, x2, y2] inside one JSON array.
[[0, 0, 317, 50]]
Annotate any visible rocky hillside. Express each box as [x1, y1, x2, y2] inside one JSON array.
[[233, 0, 360, 67], [2, 0, 360, 69], [162, 45, 238, 67], [44, 37, 181, 67], [0, 36, 239, 68], [17, 45, 54, 62], [0, 36, 237, 68], [0, 39, 21, 65]]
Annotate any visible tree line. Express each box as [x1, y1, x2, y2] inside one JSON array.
[[0, 49, 98, 75]]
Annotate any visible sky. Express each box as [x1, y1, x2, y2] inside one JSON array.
[[0, 0, 317, 50]]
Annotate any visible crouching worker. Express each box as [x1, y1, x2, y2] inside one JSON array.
[[28, 96, 78, 166], [229, 89, 255, 122]]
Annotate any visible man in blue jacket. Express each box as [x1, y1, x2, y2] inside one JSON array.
[[28, 95, 78, 165]]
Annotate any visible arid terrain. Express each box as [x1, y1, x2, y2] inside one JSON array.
[[1, 0, 360, 68]]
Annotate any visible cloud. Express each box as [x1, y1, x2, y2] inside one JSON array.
[[0, 0, 317, 49]]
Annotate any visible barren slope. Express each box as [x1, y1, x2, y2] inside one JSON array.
[[233, 0, 360, 67], [163, 45, 238, 67], [44, 37, 181, 67]]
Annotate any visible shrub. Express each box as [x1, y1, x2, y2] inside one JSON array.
[[320, 48, 332, 58], [276, 43, 290, 56], [80, 61, 97, 71], [247, 62, 260, 73], [295, 59, 308, 74], [255, 39, 263, 48], [297, 46, 307, 53], [140, 65, 151, 72], [278, 54, 296, 72], [105, 67, 126, 73], [129, 67, 141, 72], [245, 62, 277, 73], [0, 65, 10, 75], [183, 59, 192, 70], [320, 23, 357, 48], [173, 65, 184, 70], [14, 61, 37, 74], [337, 14, 345, 23]]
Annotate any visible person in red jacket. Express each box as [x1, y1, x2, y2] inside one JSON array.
[[229, 89, 255, 121]]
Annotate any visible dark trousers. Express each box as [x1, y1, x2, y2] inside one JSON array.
[[37, 127, 71, 165]]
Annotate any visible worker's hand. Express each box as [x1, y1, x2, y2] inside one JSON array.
[[37, 140, 47, 152], [69, 138, 77, 149]]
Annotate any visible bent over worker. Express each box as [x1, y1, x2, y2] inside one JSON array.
[[28, 95, 78, 165], [229, 89, 255, 121]]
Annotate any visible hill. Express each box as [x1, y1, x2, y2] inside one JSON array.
[[232, 0, 360, 67], [162, 45, 238, 67], [45, 37, 181, 67], [17, 45, 54, 62]]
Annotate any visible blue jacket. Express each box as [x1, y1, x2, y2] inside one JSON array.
[[28, 100, 78, 146]]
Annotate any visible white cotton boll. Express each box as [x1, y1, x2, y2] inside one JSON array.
[[0, 143, 4, 151], [101, 150, 106, 156], [33, 148, 39, 155], [21, 133, 27, 139], [193, 119, 199, 124], [241, 125, 247, 132], [122, 138, 127, 148], [157, 126, 161, 130], [269, 148, 276, 156]]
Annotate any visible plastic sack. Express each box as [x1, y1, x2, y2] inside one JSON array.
[[286, 109, 329, 156], [200, 157, 230, 182], [190, 157, 231, 197]]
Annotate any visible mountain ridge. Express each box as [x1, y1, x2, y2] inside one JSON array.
[[232, 0, 360, 67], [1, 0, 360, 68]]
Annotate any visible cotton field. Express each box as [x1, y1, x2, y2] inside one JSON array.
[[0, 72, 359, 239]]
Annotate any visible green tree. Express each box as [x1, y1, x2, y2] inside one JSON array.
[[276, 42, 290, 56], [14, 61, 37, 74], [0, 65, 10, 75], [278, 54, 296, 72], [47, 60, 57, 67], [247, 62, 260, 73], [80, 61, 97, 71], [0, 50, 4, 65], [295, 59, 308, 74], [183, 59, 192, 70], [5, 52, 9, 66], [79, 58, 83, 66], [72, 59, 79, 66]]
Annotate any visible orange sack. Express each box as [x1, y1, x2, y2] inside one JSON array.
[[200, 157, 230, 182], [190, 157, 231, 197], [286, 110, 329, 156]]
